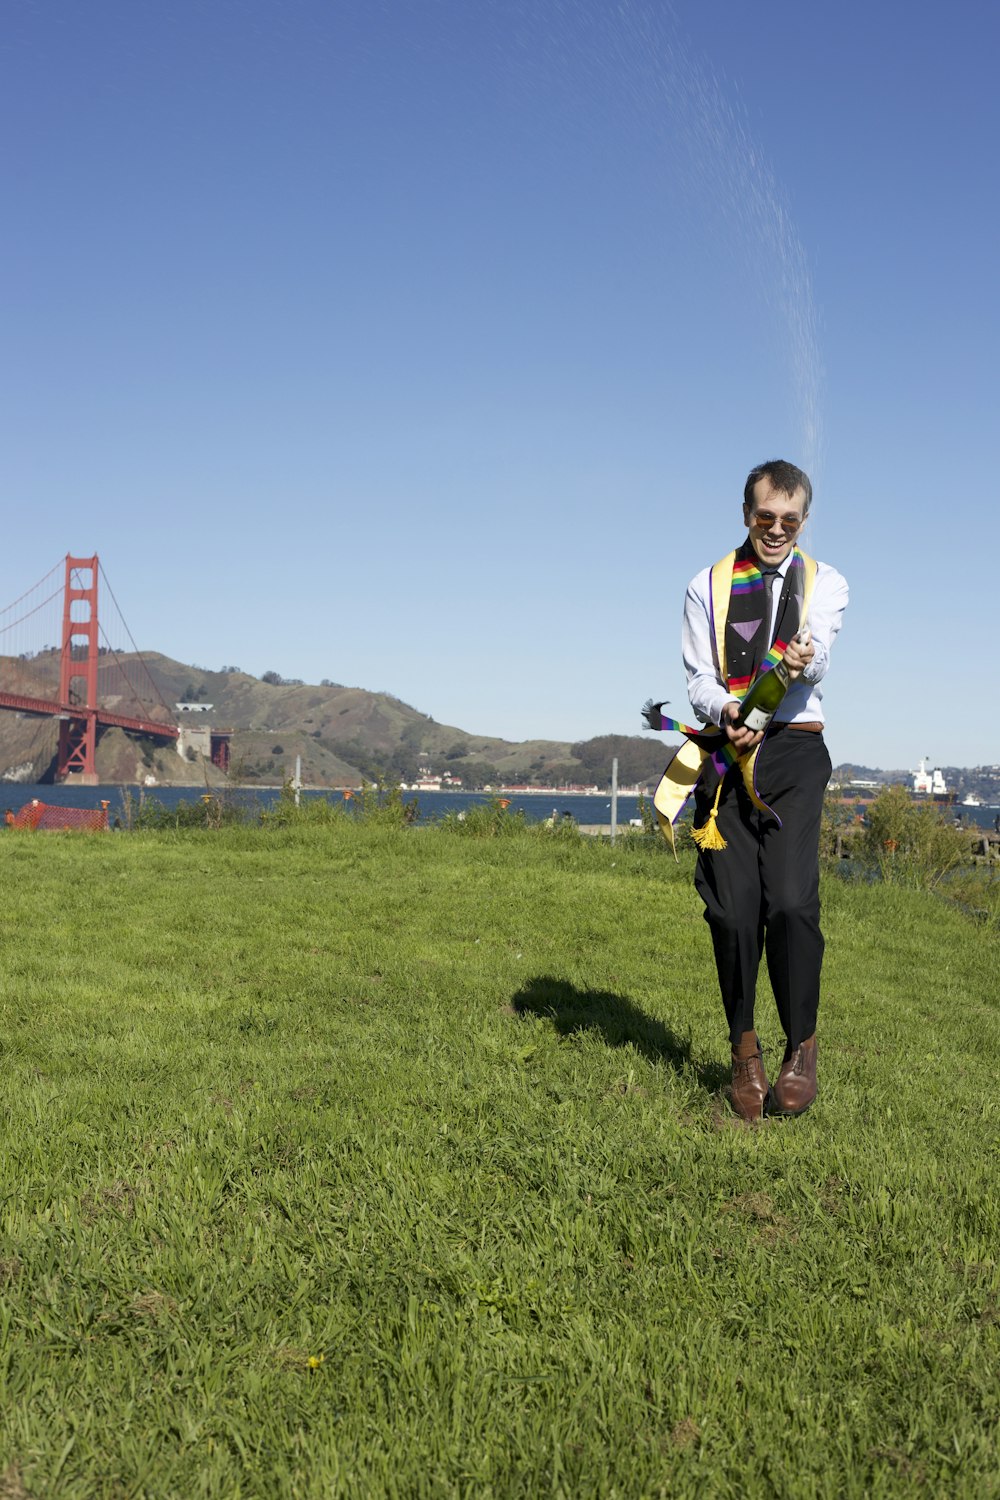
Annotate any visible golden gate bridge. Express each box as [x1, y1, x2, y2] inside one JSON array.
[[0, 555, 194, 784]]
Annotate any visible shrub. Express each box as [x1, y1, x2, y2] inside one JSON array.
[[260, 783, 349, 827], [123, 792, 250, 831], [635, 792, 656, 837], [439, 797, 528, 838], [540, 811, 585, 842], [352, 781, 418, 827], [819, 792, 867, 861], [940, 867, 1000, 929], [859, 785, 972, 890]]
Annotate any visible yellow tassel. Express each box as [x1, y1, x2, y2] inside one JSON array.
[[691, 779, 727, 851]]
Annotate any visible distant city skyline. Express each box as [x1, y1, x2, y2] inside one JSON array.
[[2, 1, 997, 769]]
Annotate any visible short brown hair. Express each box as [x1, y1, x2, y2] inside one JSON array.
[[744, 459, 812, 513]]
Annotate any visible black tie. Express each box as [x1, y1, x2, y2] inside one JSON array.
[[761, 569, 780, 646]]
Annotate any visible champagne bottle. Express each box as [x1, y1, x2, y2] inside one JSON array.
[[733, 660, 790, 733], [732, 628, 809, 733]]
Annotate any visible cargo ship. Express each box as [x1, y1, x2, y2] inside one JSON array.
[[910, 758, 958, 805]]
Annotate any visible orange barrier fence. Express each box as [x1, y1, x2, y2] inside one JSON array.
[[8, 800, 110, 832]]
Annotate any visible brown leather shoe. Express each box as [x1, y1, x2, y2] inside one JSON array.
[[772, 1035, 817, 1115], [730, 1048, 770, 1121]]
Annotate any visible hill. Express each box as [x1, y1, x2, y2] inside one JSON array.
[[0, 651, 672, 789], [6, 651, 994, 796]]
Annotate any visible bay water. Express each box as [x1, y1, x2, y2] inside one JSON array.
[[0, 783, 646, 828], [3, 784, 996, 831]]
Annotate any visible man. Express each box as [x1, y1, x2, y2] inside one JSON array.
[[681, 460, 848, 1120]]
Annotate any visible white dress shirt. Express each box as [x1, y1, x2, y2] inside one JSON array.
[[681, 552, 849, 729]]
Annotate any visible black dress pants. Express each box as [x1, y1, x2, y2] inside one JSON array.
[[693, 728, 832, 1049]]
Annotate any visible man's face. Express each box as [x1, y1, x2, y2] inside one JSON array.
[[742, 477, 807, 567]]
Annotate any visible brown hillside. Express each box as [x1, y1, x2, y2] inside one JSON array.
[[0, 651, 669, 788]]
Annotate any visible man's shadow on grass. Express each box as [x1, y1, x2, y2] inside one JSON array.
[[511, 976, 730, 1094]]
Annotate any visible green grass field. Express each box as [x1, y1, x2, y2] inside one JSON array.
[[1, 820, 997, 1498]]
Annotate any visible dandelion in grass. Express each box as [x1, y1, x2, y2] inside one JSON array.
[[308, 1354, 325, 1370]]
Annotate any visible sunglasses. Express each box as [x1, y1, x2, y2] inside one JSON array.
[[748, 509, 803, 536]]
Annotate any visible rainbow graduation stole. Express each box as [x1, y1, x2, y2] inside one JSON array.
[[646, 546, 818, 853]]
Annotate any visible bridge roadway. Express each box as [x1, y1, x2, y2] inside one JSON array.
[[0, 690, 179, 741]]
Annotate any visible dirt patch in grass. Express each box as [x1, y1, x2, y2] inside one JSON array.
[[141, 1136, 179, 1155], [80, 1180, 140, 1222], [820, 1175, 845, 1213], [129, 1291, 179, 1320], [868, 1447, 926, 1484], [670, 1417, 701, 1450], [724, 1191, 777, 1220], [608, 1078, 647, 1098], [722, 1192, 798, 1242], [0, 1462, 33, 1500]]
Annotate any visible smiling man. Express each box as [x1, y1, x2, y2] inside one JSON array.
[[681, 460, 848, 1120]]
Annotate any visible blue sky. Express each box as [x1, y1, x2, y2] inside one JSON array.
[[2, 0, 997, 770]]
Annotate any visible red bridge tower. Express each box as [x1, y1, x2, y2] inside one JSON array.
[[57, 554, 100, 784]]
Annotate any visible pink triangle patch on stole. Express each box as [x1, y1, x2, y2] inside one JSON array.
[[732, 619, 761, 642]]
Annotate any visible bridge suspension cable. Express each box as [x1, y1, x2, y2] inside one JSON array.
[[0, 560, 65, 662], [0, 559, 64, 620], [95, 560, 175, 723]]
